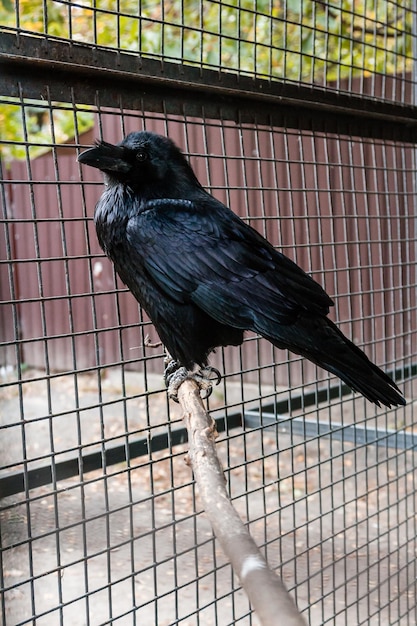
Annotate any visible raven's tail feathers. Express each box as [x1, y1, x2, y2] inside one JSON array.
[[264, 317, 405, 408]]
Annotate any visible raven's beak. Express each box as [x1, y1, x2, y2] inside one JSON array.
[[78, 141, 131, 173]]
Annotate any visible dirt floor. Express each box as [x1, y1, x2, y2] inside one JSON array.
[[1, 368, 416, 625]]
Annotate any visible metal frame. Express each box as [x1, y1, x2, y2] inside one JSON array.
[[2, 32, 417, 141]]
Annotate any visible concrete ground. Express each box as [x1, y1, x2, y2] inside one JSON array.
[[1, 368, 416, 625]]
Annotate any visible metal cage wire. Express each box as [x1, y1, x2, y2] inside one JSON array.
[[1, 0, 413, 100], [1, 1, 417, 625]]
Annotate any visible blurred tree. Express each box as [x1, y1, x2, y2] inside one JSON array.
[[0, 0, 413, 161]]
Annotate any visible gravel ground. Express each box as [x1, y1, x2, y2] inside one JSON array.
[[1, 368, 416, 625]]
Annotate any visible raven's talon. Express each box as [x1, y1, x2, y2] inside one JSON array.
[[164, 362, 222, 402], [198, 382, 213, 400], [194, 366, 222, 386], [193, 367, 222, 399]]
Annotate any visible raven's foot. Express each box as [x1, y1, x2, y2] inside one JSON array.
[[193, 366, 222, 399], [165, 364, 189, 402], [163, 357, 181, 385], [163, 358, 186, 400], [164, 360, 221, 402]]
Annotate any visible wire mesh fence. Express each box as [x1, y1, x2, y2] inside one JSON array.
[[1, 2, 417, 625], [1, 0, 413, 101]]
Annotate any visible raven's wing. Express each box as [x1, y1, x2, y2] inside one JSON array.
[[125, 198, 333, 333]]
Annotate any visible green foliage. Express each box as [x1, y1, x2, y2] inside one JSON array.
[[65, 0, 411, 80], [0, 0, 413, 161], [0, 101, 94, 164], [0, 0, 13, 11]]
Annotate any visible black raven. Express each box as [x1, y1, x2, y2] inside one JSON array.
[[78, 131, 405, 407]]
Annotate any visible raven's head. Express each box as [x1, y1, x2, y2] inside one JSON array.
[[78, 131, 202, 197]]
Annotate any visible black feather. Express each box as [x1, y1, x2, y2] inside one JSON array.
[[78, 131, 406, 408]]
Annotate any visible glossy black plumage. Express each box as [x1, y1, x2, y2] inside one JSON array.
[[78, 131, 405, 407]]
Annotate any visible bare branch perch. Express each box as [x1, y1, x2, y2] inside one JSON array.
[[177, 378, 307, 626]]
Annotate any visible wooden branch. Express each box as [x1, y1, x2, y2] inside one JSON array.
[[177, 379, 307, 626]]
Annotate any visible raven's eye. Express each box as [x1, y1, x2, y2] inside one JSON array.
[[136, 150, 148, 162]]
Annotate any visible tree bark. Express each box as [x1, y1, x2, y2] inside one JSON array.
[[177, 378, 307, 626]]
